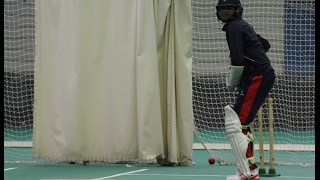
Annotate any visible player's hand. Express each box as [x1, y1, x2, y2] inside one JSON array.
[[228, 65, 244, 86], [227, 84, 238, 91], [226, 76, 238, 91]]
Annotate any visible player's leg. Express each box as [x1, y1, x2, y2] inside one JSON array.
[[231, 76, 260, 174], [226, 71, 275, 180], [224, 105, 252, 179], [224, 121, 258, 178]]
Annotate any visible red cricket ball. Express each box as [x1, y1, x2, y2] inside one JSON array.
[[208, 157, 215, 164]]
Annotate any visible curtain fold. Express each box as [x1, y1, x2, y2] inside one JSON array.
[[33, 0, 193, 166], [154, 0, 194, 166]]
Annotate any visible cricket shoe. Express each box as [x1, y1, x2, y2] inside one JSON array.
[[226, 169, 260, 180]]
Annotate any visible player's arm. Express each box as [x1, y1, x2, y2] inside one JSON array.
[[225, 22, 245, 91], [257, 34, 270, 52]]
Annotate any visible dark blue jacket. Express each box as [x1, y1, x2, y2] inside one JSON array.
[[222, 19, 274, 77]]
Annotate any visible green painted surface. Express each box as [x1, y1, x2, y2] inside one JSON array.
[[4, 150, 315, 180]]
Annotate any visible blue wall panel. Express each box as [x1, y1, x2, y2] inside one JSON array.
[[284, 3, 315, 75]]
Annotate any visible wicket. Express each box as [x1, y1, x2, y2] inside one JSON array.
[[256, 98, 281, 177]]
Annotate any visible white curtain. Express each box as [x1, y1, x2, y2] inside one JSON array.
[[33, 0, 193, 166]]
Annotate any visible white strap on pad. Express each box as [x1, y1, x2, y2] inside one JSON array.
[[224, 105, 251, 178]]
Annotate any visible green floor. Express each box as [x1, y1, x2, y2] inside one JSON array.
[[4, 149, 315, 180], [4, 128, 315, 179]]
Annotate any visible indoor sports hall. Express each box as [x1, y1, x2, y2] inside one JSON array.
[[4, 0, 314, 180]]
